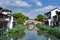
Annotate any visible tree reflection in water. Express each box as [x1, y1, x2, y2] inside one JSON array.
[[37, 30, 60, 40], [0, 30, 25, 40]]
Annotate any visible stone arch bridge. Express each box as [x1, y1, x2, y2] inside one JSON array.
[[24, 20, 42, 26]]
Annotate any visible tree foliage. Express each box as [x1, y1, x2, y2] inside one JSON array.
[[25, 16, 29, 20], [36, 14, 44, 21], [13, 13, 28, 24]]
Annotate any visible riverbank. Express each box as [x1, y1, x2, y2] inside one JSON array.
[[36, 23, 60, 38], [3, 24, 26, 36]]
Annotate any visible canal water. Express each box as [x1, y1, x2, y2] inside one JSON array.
[[0, 25, 60, 40]]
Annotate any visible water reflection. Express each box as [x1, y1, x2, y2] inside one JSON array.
[[24, 30, 47, 40], [0, 30, 25, 40], [37, 30, 60, 40], [28, 25, 35, 30]]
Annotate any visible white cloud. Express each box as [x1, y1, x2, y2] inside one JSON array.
[[0, 0, 13, 6], [0, 0, 31, 7], [31, 0, 42, 6], [15, 1, 31, 7], [0, 2, 1, 6], [37, 2, 42, 6], [27, 5, 56, 18], [0, 1, 9, 6], [32, 5, 56, 13]]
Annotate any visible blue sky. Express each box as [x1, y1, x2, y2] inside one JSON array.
[[0, 0, 60, 19]]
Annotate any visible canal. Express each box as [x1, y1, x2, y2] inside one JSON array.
[[0, 24, 60, 40]]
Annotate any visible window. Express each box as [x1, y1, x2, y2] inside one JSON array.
[[53, 15, 57, 21]]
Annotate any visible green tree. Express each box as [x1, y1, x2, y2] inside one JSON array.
[[36, 14, 44, 21], [13, 13, 26, 24], [25, 16, 29, 20]]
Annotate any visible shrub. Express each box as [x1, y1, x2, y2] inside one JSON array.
[[36, 23, 60, 38], [4, 24, 25, 35]]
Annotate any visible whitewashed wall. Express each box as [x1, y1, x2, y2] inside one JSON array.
[[2, 12, 10, 15], [51, 9, 60, 19], [7, 16, 13, 29]]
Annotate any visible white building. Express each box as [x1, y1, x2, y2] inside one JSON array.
[[0, 7, 16, 30], [44, 8, 60, 27]]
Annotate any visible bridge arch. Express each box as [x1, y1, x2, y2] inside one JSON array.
[[24, 20, 42, 26], [26, 21, 35, 26]]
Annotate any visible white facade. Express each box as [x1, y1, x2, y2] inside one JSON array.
[[0, 7, 15, 33], [7, 16, 13, 29], [2, 12, 10, 15], [44, 8, 60, 27], [51, 9, 60, 19], [2, 11, 13, 29], [49, 9, 60, 26], [5, 18, 10, 21]]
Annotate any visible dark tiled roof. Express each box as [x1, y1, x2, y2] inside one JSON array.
[[0, 7, 3, 10], [44, 8, 57, 15], [50, 8, 57, 11], [0, 7, 13, 17], [1, 9, 11, 12], [44, 12, 51, 15]]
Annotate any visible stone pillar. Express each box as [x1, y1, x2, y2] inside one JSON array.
[[7, 16, 13, 29]]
